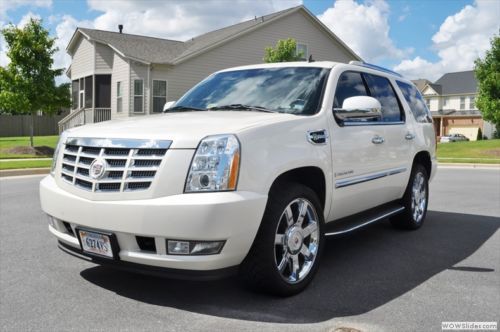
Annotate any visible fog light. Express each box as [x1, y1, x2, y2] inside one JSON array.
[[166, 240, 225, 255], [167, 240, 190, 255]]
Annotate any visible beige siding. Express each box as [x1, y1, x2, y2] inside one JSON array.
[[71, 37, 94, 79], [95, 42, 114, 73], [111, 53, 129, 119], [130, 62, 149, 115], [165, 11, 357, 100]]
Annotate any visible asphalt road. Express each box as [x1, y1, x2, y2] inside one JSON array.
[[1, 167, 499, 332]]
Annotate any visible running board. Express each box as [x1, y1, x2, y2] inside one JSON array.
[[325, 202, 405, 236]]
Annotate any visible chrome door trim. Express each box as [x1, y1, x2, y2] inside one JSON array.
[[335, 167, 407, 188]]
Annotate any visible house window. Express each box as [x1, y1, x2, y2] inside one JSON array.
[[443, 98, 448, 107], [133, 79, 144, 113], [152, 80, 167, 113], [425, 98, 430, 109], [117, 81, 122, 113], [296, 43, 308, 61], [460, 96, 465, 110], [469, 96, 475, 109]]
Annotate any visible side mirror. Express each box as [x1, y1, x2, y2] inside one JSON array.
[[334, 96, 382, 124], [163, 100, 176, 112]]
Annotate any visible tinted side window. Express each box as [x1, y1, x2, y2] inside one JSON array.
[[396, 81, 432, 123], [333, 71, 368, 109], [363, 73, 404, 122]]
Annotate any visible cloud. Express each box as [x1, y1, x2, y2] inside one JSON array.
[[0, 0, 52, 20], [87, 0, 302, 41], [317, 0, 411, 62], [394, 0, 500, 81], [398, 5, 410, 22]]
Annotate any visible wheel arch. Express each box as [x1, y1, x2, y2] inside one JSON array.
[[412, 150, 432, 178], [269, 166, 327, 212]]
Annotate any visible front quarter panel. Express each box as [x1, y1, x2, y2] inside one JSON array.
[[236, 114, 333, 219]]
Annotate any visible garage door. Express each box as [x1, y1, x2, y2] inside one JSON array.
[[449, 127, 479, 141]]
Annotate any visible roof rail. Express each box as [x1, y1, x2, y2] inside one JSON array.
[[349, 61, 403, 77]]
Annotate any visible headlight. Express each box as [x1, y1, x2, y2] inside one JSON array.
[[51, 131, 68, 176], [185, 134, 240, 192]]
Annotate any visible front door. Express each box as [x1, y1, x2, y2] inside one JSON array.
[[327, 70, 409, 221]]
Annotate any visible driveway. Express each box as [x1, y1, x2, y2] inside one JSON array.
[[0, 167, 499, 331]]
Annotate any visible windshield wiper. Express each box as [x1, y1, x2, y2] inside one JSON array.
[[208, 104, 279, 113], [164, 105, 207, 113]]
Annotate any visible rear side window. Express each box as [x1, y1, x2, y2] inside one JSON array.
[[333, 71, 368, 109], [363, 73, 404, 122], [396, 81, 432, 123]]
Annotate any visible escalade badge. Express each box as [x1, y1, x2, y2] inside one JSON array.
[[89, 158, 107, 180]]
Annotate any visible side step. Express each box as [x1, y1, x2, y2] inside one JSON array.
[[325, 202, 405, 236]]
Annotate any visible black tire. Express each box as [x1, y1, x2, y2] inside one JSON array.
[[391, 164, 429, 230], [239, 182, 325, 296]]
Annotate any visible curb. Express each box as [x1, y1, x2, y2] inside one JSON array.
[[0, 168, 50, 177], [438, 163, 500, 168]]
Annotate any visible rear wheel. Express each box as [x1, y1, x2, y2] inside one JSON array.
[[391, 164, 429, 230], [240, 182, 324, 296]]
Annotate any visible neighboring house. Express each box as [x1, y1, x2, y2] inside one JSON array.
[[413, 70, 494, 140], [59, 5, 361, 131]]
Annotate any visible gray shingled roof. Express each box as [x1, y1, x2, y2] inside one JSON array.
[[71, 5, 359, 65], [434, 70, 477, 95], [426, 83, 442, 95], [78, 28, 187, 64], [411, 79, 431, 92]]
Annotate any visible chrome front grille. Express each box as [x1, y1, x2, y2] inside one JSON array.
[[59, 137, 171, 192]]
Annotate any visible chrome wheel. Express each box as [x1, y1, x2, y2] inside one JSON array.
[[274, 198, 320, 284], [411, 172, 427, 223]]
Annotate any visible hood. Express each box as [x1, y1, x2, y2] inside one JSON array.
[[64, 111, 298, 148]]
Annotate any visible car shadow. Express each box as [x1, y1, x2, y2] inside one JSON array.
[[80, 211, 499, 323]]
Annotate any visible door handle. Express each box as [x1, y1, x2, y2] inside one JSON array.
[[405, 133, 415, 140], [372, 135, 385, 144]]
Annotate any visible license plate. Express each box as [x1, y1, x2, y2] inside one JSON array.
[[78, 229, 114, 258]]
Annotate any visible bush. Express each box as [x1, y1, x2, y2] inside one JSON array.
[[477, 128, 483, 140]]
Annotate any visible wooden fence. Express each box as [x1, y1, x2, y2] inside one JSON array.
[[0, 114, 68, 137]]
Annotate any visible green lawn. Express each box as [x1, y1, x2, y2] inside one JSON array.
[[0, 159, 52, 170], [0, 135, 59, 159], [437, 139, 500, 164]]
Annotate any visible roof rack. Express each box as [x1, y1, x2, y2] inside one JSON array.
[[349, 61, 403, 77]]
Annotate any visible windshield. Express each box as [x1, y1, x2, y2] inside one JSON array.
[[174, 67, 331, 115]]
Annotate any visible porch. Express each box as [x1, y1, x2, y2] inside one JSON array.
[[59, 74, 112, 133]]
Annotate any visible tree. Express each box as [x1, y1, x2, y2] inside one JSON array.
[[263, 38, 304, 63], [474, 34, 500, 128], [0, 18, 70, 146]]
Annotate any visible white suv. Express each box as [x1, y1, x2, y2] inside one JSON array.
[[40, 61, 437, 295]]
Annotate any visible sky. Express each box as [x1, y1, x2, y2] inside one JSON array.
[[1, 0, 498, 84]]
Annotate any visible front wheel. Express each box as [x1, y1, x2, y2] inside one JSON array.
[[240, 183, 324, 296], [391, 164, 429, 230]]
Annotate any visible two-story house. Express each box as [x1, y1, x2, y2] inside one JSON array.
[[416, 70, 494, 140], [59, 5, 361, 132]]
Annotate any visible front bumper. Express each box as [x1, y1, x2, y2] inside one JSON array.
[[40, 175, 267, 272]]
